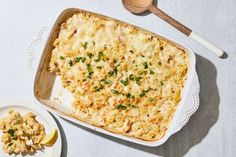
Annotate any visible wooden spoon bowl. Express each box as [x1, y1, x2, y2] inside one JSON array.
[[122, 0, 224, 57]]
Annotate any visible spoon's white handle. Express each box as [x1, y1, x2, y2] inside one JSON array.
[[189, 32, 224, 57]]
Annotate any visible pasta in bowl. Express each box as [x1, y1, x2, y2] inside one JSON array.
[[0, 110, 45, 154]]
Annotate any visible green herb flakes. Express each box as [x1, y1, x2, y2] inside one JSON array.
[[135, 76, 142, 85], [120, 79, 128, 86], [68, 60, 73, 66], [75, 57, 82, 62], [7, 129, 15, 137], [82, 57, 86, 63], [98, 51, 104, 59], [128, 104, 136, 108], [148, 98, 154, 102], [143, 61, 148, 69], [160, 81, 164, 86], [139, 91, 146, 97], [129, 74, 134, 80], [59, 56, 65, 60], [87, 53, 94, 59], [111, 89, 119, 94], [126, 93, 131, 98], [94, 58, 100, 62], [115, 104, 127, 110], [8, 143, 13, 147], [82, 42, 88, 49], [92, 41, 96, 46], [149, 70, 155, 75], [94, 86, 104, 92], [108, 67, 118, 77]]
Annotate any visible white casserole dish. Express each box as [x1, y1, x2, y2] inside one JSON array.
[[33, 8, 200, 147]]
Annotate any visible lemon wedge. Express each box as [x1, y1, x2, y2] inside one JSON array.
[[40, 129, 58, 146]]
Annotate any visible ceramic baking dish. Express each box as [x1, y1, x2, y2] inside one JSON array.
[[33, 8, 199, 147]]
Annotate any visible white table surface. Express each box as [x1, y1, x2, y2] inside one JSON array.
[[0, 0, 235, 157]]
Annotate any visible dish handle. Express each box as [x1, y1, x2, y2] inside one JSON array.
[[172, 72, 200, 134]]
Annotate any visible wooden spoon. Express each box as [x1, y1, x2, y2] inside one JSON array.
[[122, 0, 224, 57]]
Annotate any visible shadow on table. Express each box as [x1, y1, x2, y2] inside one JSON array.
[[51, 114, 68, 157], [63, 54, 220, 157]]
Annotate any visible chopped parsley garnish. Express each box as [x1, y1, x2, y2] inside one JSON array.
[[149, 70, 155, 75], [68, 60, 73, 66], [87, 64, 92, 72], [25, 132, 30, 137], [7, 129, 15, 137], [120, 78, 128, 86], [139, 91, 146, 97], [94, 58, 100, 62], [115, 104, 127, 110], [140, 88, 151, 97], [96, 66, 102, 69], [12, 136, 17, 140], [82, 42, 88, 49], [126, 93, 135, 99], [94, 51, 104, 62], [135, 76, 142, 85], [82, 57, 86, 63], [59, 56, 65, 60], [126, 93, 131, 98], [108, 70, 114, 76], [111, 89, 119, 94], [128, 104, 136, 108], [160, 81, 164, 86], [148, 98, 154, 102], [8, 143, 13, 147], [92, 41, 96, 46], [113, 67, 118, 75], [105, 80, 112, 85], [87, 53, 94, 59], [139, 71, 147, 75], [100, 78, 106, 82], [75, 57, 82, 62], [86, 71, 94, 78], [15, 119, 20, 124], [100, 79, 112, 85], [143, 61, 148, 69], [98, 51, 104, 59], [94, 86, 104, 92], [108, 67, 118, 77], [86, 64, 93, 78], [158, 62, 162, 65], [129, 50, 134, 53], [129, 74, 134, 80], [75, 57, 86, 63]]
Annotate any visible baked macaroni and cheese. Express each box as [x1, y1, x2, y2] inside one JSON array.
[[49, 12, 189, 141], [0, 110, 45, 154]]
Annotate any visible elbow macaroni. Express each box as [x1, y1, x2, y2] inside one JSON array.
[[49, 12, 189, 141]]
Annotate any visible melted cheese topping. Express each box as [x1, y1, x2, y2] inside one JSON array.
[[49, 12, 189, 141]]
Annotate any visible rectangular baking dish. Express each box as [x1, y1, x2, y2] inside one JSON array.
[[34, 8, 197, 147]]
